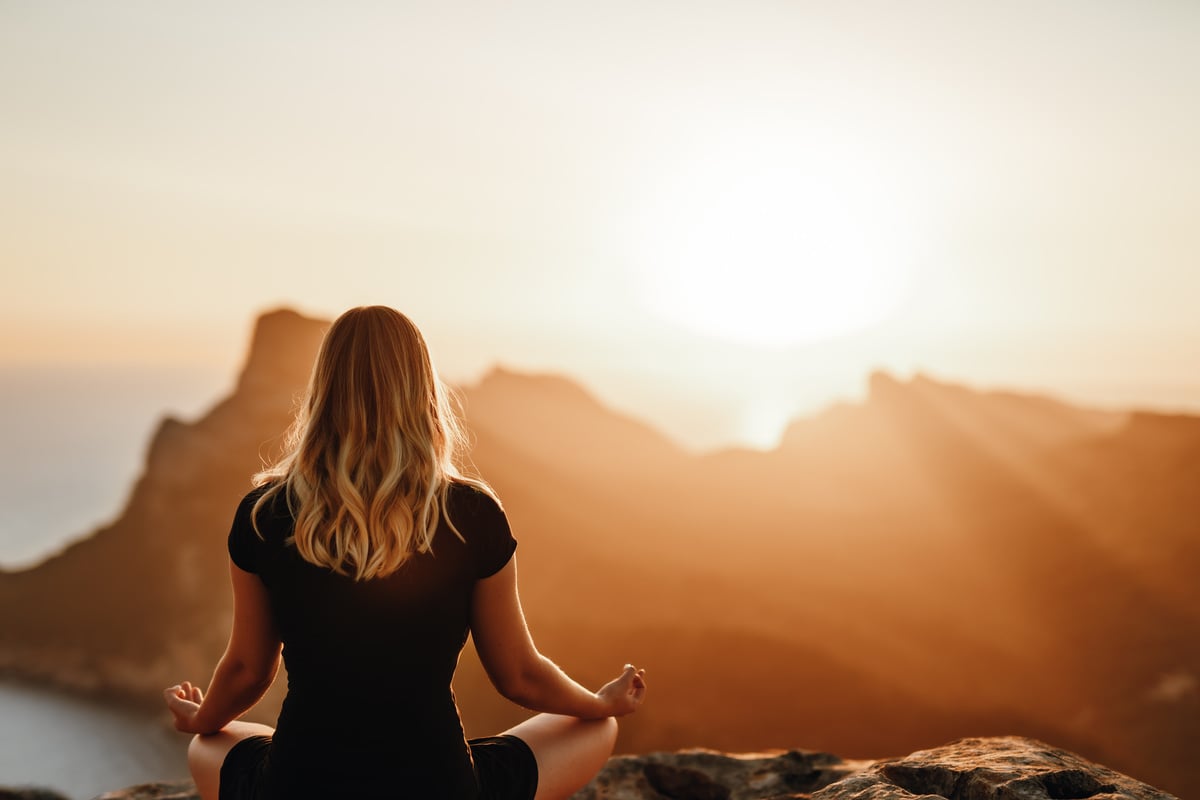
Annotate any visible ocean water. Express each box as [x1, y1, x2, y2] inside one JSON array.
[[0, 364, 227, 569], [0, 680, 189, 798], [0, 365, 225, 796]]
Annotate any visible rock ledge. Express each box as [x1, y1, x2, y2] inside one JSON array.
[[7, 736, 1175, 800], [574, 736, 1177, 799]]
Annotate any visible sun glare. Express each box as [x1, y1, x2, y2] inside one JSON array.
[[630, 131, 917, 347]]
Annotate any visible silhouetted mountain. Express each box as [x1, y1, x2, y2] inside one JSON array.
[[1, 309, 1196, 797], [0, 310, 325, 697]]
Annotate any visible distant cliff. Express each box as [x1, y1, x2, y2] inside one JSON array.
[[2, 309, 1199, 797], [76, 737, 1178, 799], [0, 309, 327, 700]]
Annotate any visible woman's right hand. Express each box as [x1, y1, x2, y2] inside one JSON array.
[[596, 664, 647, 717], [163, 680, 206, 733]]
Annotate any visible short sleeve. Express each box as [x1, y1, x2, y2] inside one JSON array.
[[227, 490, 264, 573], [459, 486, 517, 579]]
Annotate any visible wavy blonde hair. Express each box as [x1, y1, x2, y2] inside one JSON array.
[[252, 306, 492, 580]]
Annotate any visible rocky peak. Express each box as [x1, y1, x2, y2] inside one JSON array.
[[233, 308, 327, 400], [866, 368, 908, 405]]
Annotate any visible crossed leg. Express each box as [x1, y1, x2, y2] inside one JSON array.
[[185, 714, 614, 800], [186, 720, 276, 800], [501, 714, 618, 800]]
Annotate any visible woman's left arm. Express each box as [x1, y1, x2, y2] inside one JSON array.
[[164, 559, 282, 735]]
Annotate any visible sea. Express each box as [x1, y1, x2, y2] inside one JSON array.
[[0, 680, 189, 798], [0, 364, 227, 797]]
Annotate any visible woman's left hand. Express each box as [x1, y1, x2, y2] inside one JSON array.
[[164, 681, 205, 733], [595, 664, 647, 717]]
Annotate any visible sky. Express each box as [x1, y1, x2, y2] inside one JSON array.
[[3, 0, 1199, 448]]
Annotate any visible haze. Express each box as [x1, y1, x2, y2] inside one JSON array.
[[3, 0, 1199, 448]]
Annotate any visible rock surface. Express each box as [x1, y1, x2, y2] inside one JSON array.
[[0, 789, 71, 800], [91, 783, 195, 800], [76, 737, 1177, 800], [573, 746, 869, 800], [810, 736, 1176, 800]]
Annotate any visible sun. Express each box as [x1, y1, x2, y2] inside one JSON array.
[[628, 132, 917, 347]]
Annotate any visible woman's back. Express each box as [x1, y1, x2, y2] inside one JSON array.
[[228, 481, 516, 797], [166, 307, 643, 800]]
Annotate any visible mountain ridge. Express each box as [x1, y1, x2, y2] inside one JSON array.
[[1, 308, 1197, 797]]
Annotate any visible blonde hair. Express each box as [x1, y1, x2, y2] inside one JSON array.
[[252, 306, 492, 580]]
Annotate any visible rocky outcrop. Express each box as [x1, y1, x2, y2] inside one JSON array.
[[579, 737, 1177, 799], [812, 736, 1176, 800], [574, 747, 867, 799], [0, 788, 71, 800], [78, 737, 1178, 800], [91, 784, 194, 800]]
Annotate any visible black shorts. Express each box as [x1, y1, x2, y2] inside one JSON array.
[[220, 734, 538, 800]]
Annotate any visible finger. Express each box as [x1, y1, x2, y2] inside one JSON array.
[[191, 686, 203, 703]]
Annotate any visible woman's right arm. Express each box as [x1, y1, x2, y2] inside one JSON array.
[[469, 556, 645, 718], [164, 559, 282, 734]]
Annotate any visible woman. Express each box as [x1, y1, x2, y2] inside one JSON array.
[[164, 306, 646, 800]]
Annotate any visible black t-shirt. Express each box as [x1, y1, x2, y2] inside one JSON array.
[[227, 480, 517, 799]]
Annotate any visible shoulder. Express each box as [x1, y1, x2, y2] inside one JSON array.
[[239, 481, 291, 520], [230, 482, 292, 542], [228, 482, 294, 571], [445, 480, 515, 577], [446, 479, 504, 517], [236, 483, 269, 512]]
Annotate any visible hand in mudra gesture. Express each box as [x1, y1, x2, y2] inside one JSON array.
[[163, 680, 205, 733], [597, 664, 647, 717]]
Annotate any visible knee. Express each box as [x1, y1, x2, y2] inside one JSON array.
[[187, 732, 228, 800], [187, 733, 203, 760], [600, 715, 619, 752], [187, 732, 225, 776], [186, 733, 206, 775]]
